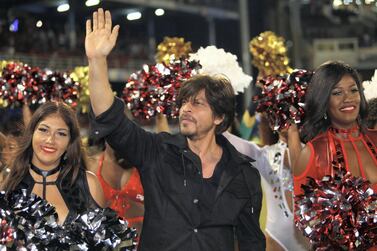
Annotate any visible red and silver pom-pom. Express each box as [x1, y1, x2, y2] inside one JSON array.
[[0, 62, 80, 108], [0, 218, 15, 245], [253, 69, 313, 131], [33, 70, 80, 107], [0, 62, 41, 108], [123, 58, 201, 119], [295, 167, 377, 250]]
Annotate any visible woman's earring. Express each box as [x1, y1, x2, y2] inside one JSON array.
[[62, 152, 67, 161], [324, 113, 327, 120]]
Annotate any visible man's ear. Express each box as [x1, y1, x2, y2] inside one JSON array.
[[214, 114, 225, 126]]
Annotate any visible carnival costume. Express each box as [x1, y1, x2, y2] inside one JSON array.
[[97, 154, 144, 225], [224, 132, 306, 251], [294, 126, 377, 250], [294, 126, 377, 195]]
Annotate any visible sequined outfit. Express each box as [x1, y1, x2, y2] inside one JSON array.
[[224, 132, 306, 251]]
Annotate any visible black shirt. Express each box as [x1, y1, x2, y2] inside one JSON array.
[[200, 147, 229, 220]]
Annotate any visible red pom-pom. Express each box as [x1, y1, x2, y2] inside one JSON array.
[[0, 62, 40, 107], [0, 62, 80, 108], [122, 58, 201, 119], [0, 218, 14, 245], [32, 70, 80, 107], [295, 167, 377, 250], [253, 69, 313, 131]]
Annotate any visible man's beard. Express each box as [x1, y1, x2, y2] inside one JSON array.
[[179, 125, 196, 139]]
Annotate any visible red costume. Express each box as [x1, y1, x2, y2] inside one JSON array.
[[97, 154, 144, 226], [294, 127, 377, 195]]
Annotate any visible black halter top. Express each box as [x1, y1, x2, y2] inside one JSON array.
[[17, 165, 99, 224]]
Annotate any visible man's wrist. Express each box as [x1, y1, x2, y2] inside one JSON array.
[[88, 56, 108, 63]]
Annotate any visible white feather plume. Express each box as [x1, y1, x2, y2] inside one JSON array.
[[189, 46, 252, 93], [363, 69, 377, 101]]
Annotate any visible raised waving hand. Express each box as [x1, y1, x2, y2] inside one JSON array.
[[85, 9, 119, 115], [85, 8, 119, 59]]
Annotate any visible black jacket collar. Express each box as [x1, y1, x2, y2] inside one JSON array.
[[164, 132, 256, 200], [163, 132, 255, 166]]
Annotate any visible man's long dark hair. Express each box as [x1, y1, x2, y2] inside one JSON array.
[[301, 61, 368, 142], [177, 74, 235, 134], [2, 102, 83, 191]]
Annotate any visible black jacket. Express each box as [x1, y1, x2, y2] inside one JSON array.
[[90, 97, 266, 251]]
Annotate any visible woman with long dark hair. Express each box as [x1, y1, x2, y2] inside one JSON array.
[[1, 101, 106, 224], [293, 61, 377, 250], [294, 60, 377, 195]]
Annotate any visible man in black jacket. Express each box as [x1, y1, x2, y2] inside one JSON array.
[[86, 8, 266, 251]]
